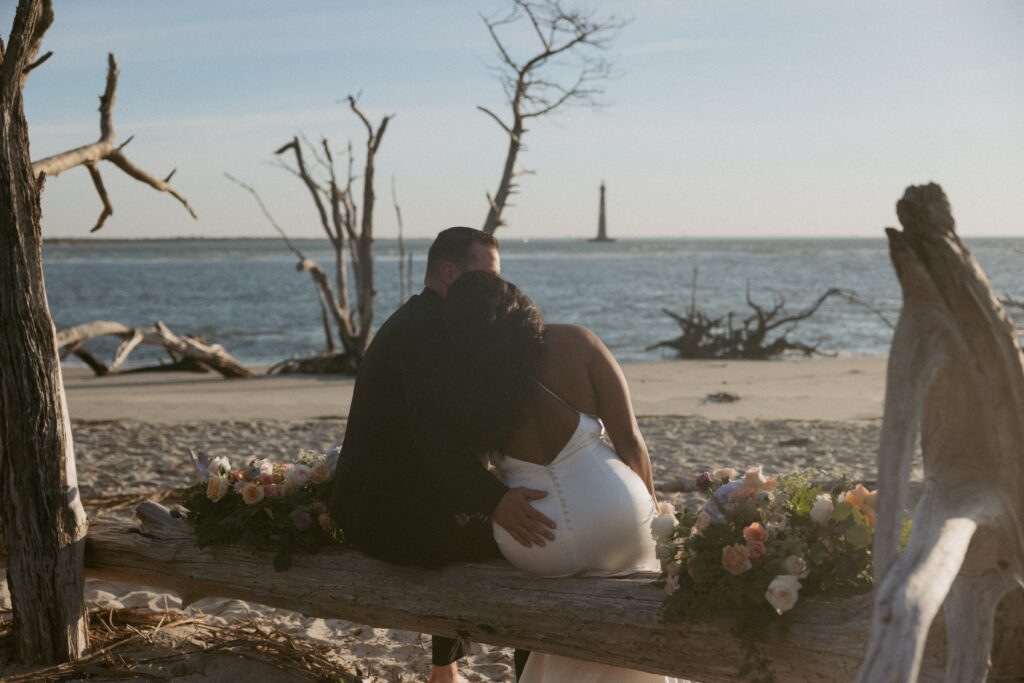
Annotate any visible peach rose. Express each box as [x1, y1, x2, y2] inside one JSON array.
[[206, 475, 229, 502], [844, 484, 878, 529], [310, 462, 331, 484], [241, 482, 264, 505], [722, 544, 752, 575], [765, 574, 802, 614], [747, 540, 766, 560], [743, 522, 768, 545]]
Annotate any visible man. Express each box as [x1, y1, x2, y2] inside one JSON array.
[[331, 227, 555, 683]]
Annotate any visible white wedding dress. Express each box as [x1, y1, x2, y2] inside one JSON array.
[[492, 384, 684, 683]]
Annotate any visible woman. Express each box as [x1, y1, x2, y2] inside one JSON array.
[[445, 272, 682, 683]]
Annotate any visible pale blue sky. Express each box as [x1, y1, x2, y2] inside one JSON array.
[[8, 0, 1024, 239]]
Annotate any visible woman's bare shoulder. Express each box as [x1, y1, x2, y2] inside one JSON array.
[[544, 323, 600, 347]]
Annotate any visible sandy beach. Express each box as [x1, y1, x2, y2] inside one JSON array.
[[3, 358, 901, 682]]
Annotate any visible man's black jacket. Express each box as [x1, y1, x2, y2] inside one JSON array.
[[330, 288, 508, 565]]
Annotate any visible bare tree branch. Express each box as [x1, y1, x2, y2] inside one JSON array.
[[29, 53, 196, 232], [478, 0, 625, 234]]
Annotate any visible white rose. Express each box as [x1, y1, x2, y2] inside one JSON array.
[[285, 464, 313, 488], [209, 455, 231, 477], [650, 515, 676, 542], [655, 542, 675, 560], [765, 574, 802, 614], [810, 493, 834, 526], [250, 458, 274, 477], [784, 555, 809, 578]]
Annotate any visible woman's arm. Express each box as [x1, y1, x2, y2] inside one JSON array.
[[579, 326, 657, 498]]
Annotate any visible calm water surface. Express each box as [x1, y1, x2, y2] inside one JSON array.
[[43, 238, 1024, 367]]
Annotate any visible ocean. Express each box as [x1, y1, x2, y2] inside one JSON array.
[[43, 237, 1024, 368]]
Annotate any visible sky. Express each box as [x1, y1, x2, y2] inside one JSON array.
[[6, 0, 1023, 239]]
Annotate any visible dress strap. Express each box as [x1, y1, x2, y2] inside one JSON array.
[[534, 378, 578, 412]]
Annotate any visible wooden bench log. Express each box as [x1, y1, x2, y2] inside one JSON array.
[[83, 502, 946, 682]]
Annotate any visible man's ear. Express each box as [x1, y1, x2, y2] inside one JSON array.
[[440, 261, 459, 286]]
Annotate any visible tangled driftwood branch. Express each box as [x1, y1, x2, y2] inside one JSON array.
[[30, 53, 196, 232], [55, 321, 252, 378], [647, 273, 855, 359]]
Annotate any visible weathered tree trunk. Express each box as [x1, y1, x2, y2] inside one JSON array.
[[482, 117, 523, 235], [0, 0, 90, 664], [857, 183, 1024, 682], [85, 502, 946, 682]]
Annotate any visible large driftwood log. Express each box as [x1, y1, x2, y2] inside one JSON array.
[[83, 502, 946, 682], [0, 0, 90, 664], [55, 320, 253, 378], [858, 184, 1024, 682], [30, 53, 195, 232]]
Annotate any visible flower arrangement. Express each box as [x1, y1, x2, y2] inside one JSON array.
[[180, 447, 345, 570], [651, 467, 884, 678]]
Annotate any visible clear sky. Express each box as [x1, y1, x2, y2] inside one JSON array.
[[7, 0, 1023, 239]]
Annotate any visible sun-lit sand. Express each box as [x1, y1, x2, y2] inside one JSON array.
[[3, 358, 894, 682]]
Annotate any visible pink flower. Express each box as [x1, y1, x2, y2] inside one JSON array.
[[291, 510, 313, 531], [241, 482, 264, 505], [259, 474, 273, 485], [743, 522, 768, 545], [285, 464, 313, 488], [722, 544, 752, 575], [263, 483, 280, 498], [747, 540, 766, 561]]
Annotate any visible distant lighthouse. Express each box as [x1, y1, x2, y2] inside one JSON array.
[[590, 181, 614, 242]]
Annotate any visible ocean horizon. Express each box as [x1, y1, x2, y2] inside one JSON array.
[[44, 236, 1024, 368]]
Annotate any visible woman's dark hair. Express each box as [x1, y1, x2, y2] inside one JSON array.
[[445, 271, 545, 455]]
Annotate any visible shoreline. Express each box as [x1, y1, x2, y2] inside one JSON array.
[[63, 357, 887, 424]]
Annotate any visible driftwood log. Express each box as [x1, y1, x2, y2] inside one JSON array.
[[30, 53, 195, 232], [858, 183, 1024, 682], [55, 320, 253, 378], [84, 502, 946, 682]]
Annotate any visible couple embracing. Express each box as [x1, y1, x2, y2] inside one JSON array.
[[331, 228, 680, 683]]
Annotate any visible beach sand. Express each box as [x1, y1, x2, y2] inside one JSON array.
[[2, 358, 902, 682]]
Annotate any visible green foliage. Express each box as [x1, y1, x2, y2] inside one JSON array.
[[656, 469, 894, 679], [182, 476, 344, 571]]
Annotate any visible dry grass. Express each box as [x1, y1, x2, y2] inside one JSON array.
[[0, 603, 361, 682]]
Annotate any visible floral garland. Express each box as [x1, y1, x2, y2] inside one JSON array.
[[651, 467, 892, 679], [179, 447, 345, 570]]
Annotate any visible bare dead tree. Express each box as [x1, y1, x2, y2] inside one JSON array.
[[30, 53, 196, 232], [390, 175, 412, 305], [0, 0, 89, 664], [478, 0, 624, 235], [230, 96, 392, 372]]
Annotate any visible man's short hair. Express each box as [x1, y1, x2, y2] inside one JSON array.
[[426, 227, 500, 278]]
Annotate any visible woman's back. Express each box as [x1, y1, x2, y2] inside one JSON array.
[[504, 324, 596, 465]]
